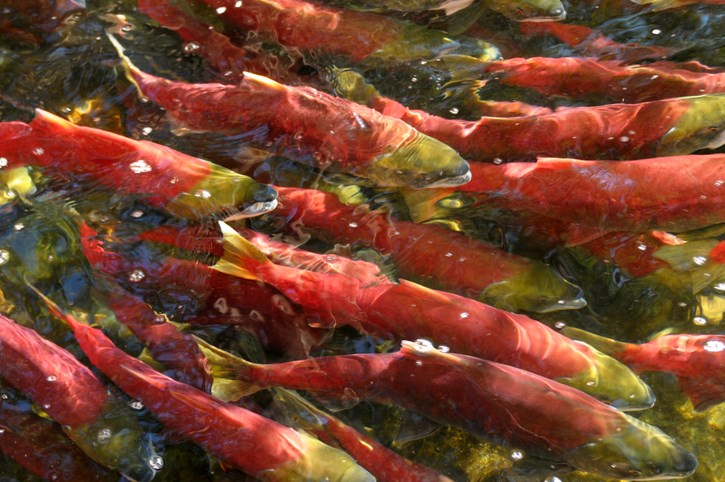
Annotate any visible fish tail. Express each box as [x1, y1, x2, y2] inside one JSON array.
[[561, 327, 629, 357], [193, 336, 264, 402], [212, 221, 271, 282], [273, 388, 330, 429], [105, 33, 148, 101]]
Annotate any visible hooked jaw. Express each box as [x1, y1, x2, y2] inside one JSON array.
[[165, 163, 279, 220], [367, 133, 472, 188], [564, 416, 697, 480]]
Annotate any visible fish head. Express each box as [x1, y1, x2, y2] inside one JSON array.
[[270, 431, 376, 482], [479, 262, 587, 313], [165, 163, 278, 220], [366, 133, 472, 188], [486, 0, 567, 22], [564, 414, 697, 480], [559, 347, 656, 411], [659, 94, 725, 155]]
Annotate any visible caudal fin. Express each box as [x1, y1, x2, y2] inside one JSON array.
[[194, 336, 264, 401], [106, 33, 148, 101], [212, 221, 271, 281]]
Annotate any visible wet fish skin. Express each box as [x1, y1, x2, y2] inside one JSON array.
[[202, 339, 695, 480], [109, 35, 471, 189], [482, 0, 567, 21], [0, 311, 157, 482], [213, 222, 655, 410], [0, 110, 278, 221], [271, 186, 582, 313], [41, 294, 376, 482], [564, 328, 725, 411]]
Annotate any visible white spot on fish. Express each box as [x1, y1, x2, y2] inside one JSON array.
[[704, 340, 724, 352], [348, 222, 358, 228], [184, 42, 201, 54], [235, 0, 243, 6], [511, 450, 524, 461], [129, 159, 152, 173], [141, 126, 153, 135], [713, 282, 725, 293], [449, 107, 459, 115], [459, 312, 470, 319], [0, 157, 7, 168], [129, 400, 144, 410], [194, 190, 212, 199], [32, 147, 45, 156], [555, 322, 566, 329], [130, 209, 144, 218], [637, 243, 647, 251], [97, 428, 112, 443], [216, 6, 227, 14], [619, 136, 630, 143], [438, 345, 450, 353], [0, 249, 10, 265], [13, 223, 24, 231], [652, 28, 662, 35], [46, 375, 57, 382]]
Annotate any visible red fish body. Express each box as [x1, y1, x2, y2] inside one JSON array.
[[484, 57, 725, 103], [272, 389, 454, 482], [215, 222, 655, 409], [80, 223, 328, 358], [371, 94, 720, 161], [272, 186, 582, 313], [439, 156, 725, 244], [0, 110, 278, 220], [206, 340, 696, 480], [565, 328, 725, 411], [47, 300, 375, 481], [0, 396, 107, 482], [112, 47, 471, 188]]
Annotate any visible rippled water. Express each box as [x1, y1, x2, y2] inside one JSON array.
[[0, 0, 724, 481]]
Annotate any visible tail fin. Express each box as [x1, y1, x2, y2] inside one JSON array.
[[106, 33, 147, 101], [193, 336, 263, 401], [561, 327, 629, 358], [272, 388, 330, 429], [212, 221, 270, 281]]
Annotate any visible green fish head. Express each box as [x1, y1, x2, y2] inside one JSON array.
[[480, 262, 587, 313], [367, 132, 472, 188], [559, 348, 656, 411], [165, 163, 278, 220], [659, 94, 725, 156], [485, 0, 567, 21], [564, 415, 697, 480]]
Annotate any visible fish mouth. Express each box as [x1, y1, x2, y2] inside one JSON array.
[[535, 296, 588, 313], [421, 169, 472, 189], [223, 199, 278, 221]]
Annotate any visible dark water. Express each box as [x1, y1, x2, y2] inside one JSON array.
[[0, 0, 723, 481]]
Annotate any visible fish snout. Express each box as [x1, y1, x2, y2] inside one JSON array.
[[564, 416, 697, 480], [367, 132, 471, 188]]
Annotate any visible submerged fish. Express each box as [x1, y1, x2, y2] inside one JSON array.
[[38, 291, 376, 482], [0, 110, 278, 221], [272, 186, 584, 313], [0, 311, 156, 481], [272, 388, 455, 482], [109, 35, 471, 189], [201, 339, 696, 480], [482, 0, 567, 21], [213, 222, 654, 409], [564, 328, 725, 411]]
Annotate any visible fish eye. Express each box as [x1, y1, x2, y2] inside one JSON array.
[[611, 267, 628, 288]]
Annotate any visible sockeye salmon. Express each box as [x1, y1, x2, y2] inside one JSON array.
[[200, 338, 696, 480], [213, 221, 655, 409]]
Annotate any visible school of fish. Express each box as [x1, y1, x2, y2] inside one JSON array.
[[0, 0, 723, 481]]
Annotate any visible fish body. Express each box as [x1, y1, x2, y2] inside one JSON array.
[[448, 156, 724, 244], [200, 0, 499, 64], [45, 297, 375, 482], [205, 340, 696, 480], [0, 312, 156, 481], [110, 38, 471, 189], [484, 57, 725, 103], [370, 93, 724, 161], [0, 110, 278, 220], [215, 222, 655, 409], [565, 328, 725, 411], [482, 0, 567, 21], [273, 186, 583, 313], [273, 388, 455, 482], [0, 395, 107, 482]]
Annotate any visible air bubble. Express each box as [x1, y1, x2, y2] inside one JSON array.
[[130, 210, 145, 218], [129, 400, 144, 410], [32, 147, 45, 156], [713, 282, 725, 293], [97, 428, 112, 442], [692, 256, 707, 266], [184, 42, 201, 54], [216, 6, 227, 14], [0, 249, 10, 265], [449, 107, 459, 115], [128, 269, 146, 283], [348, 222, 358, 228], [194, 190, 212, 199], [511, 450, 524, 461], [693, 316, 708, 326], [703, 340, 724, 352], [554, 321, 566, 329], [148, 455, 164, 470], [235, 0, 243, 6], [47, 375, 57, 382], [0, 157, 7, 168], [13, 223, 24, 231]]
